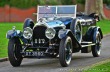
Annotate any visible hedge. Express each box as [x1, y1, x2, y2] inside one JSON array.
[[0, 0, 110, 8], [0, 0, 38, 8], [103, 0, 110, 5]]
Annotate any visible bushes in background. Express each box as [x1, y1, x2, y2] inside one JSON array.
[[0, 0, 85, 8], [39, 0, 60, 5], [10, 0, 38, 8], [0, 0, 9, 7], [76, 0, 85, 4], [0, 0, 110, 8], [0, 0, 38, 8], [103, 0, 110, 5]]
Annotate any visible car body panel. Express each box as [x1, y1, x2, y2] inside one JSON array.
[[6, 30, 22, 39], [46, 20, 65, 28], [57, 17, 73, 25]]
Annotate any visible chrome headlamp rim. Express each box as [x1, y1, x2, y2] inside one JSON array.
[[45, 28, 56, 39], [23, 27, 33, 39]]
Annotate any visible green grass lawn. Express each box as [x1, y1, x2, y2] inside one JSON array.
[[84, 60, 110, 72], [97, 20, 110, 35], [0, 20, 110, 58], [83, 20, 110, 72], [0, 23, 23, 58]]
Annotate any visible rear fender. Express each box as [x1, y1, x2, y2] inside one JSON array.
[[84, 26, 103, 41], [94, 27, 103, 39]]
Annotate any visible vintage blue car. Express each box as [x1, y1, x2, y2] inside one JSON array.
[[6, 5, 103, 67]]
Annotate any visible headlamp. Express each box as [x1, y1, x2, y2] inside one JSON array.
[[23, 27, 33, 39], [45, 28, 56, 39]]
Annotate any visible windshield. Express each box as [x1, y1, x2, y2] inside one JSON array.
[[39, 6, 56, 14], [57, 6, 75, 14], [37, 5, 76, 21]]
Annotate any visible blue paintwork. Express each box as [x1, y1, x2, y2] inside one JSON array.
[[57, 17, 73, 25], [6, 30, 28, 43], [58, 29, 71, 39], [84, 26, 103, 41], [6, 30, 21, 39], [58, 29, 81, 49], [46, 20, 64, 28], [24, 18, 34, 28], [46, 17, 73, 27]]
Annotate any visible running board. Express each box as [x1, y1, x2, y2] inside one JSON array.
[[81, 41, 95, 48], [81, 44, 95, 48], [81, 41, 95, 53]]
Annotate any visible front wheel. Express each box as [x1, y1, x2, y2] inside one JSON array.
[[92, 31, 102, 57], [8, 38, 23, 67], [59, 36, 73, 67]]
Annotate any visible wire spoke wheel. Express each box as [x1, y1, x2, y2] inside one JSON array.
[[75, 23, 81, 42], [95, 33, 101, 55], [65, 42, 72, 64], [59, 36, 72, 67], [92, 31, 102, 57]]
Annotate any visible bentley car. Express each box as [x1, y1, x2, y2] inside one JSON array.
[[6, 5, 103, 67]]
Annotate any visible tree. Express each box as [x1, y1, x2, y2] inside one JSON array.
[[61, 0, 73, 5], [85, 0, 107, 19], [96, 0, 107, 19]]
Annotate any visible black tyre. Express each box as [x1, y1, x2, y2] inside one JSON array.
[[92, 31, 102, 57], [70, 19, 82, 43], [23, 18, 34, 29], [59, 36, 72, 67], [8, 38, 23, 67]]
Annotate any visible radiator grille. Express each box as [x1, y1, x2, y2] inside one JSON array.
[[33, 26, 49, 46]]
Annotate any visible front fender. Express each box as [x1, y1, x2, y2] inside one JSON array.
[[58, 29, 81, 50], [6, 30, 22, 39], [58, 29, 71, 39]]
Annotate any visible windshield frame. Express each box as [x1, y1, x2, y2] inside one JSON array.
[[37, 5, 77, 21]]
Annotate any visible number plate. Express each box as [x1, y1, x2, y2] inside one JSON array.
[[24, 51, 44, 56]]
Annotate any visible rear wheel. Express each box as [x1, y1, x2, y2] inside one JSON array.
[[92, 31, 102, 57], [8, 38, 23, 67], [75, 23, 82, 42], [59, 36, 72, 67], [70, 19, 82, 43]]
